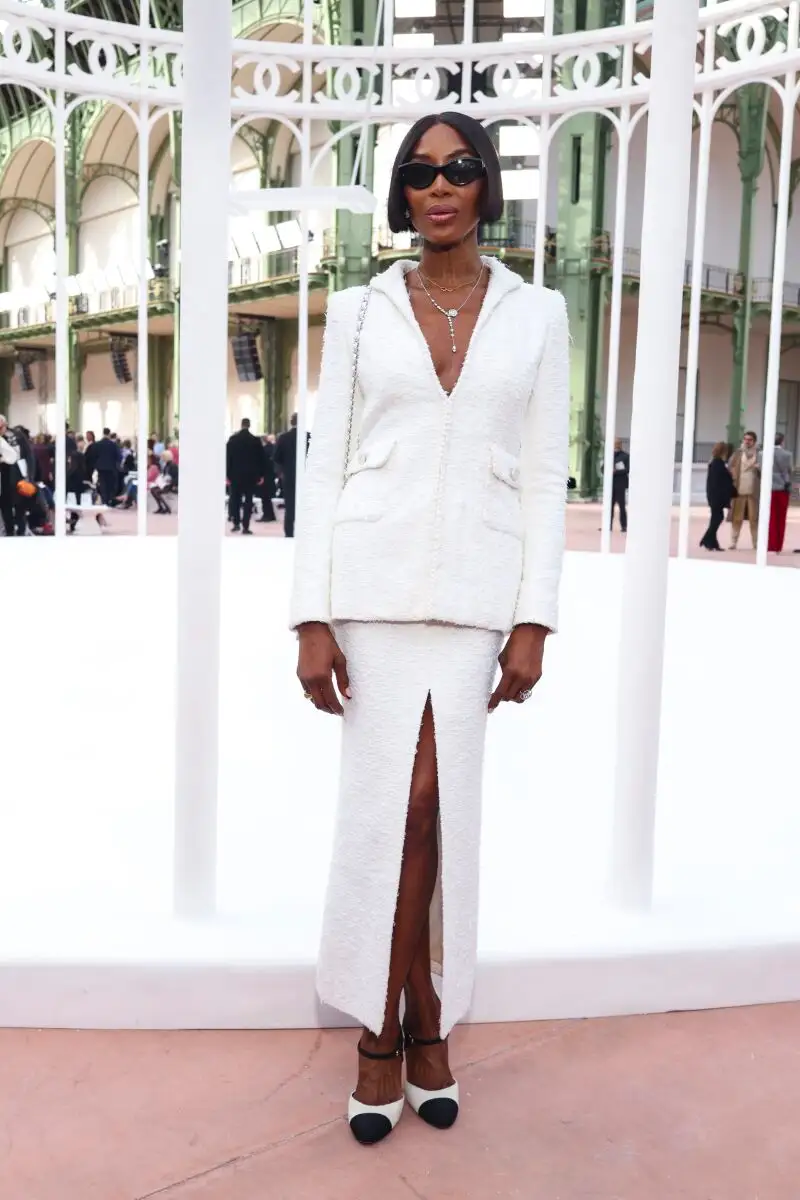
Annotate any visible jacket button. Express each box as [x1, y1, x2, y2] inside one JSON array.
[[510, 467, 519, 482], [358, 451, 366, 464]]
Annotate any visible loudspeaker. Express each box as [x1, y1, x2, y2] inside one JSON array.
[[17, 360, 35, 392], [231, 332, 263, 383], [110, 342, 132, 384]]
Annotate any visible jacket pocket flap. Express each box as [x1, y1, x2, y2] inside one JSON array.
[[346, 437, 396, 476], [490, 444, 522, 489]]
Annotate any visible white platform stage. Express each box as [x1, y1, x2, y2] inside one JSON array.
[[1, 539, 799, 1030]]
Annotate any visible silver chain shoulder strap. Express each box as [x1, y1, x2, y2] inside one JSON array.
[[342, 283, 372, 485]]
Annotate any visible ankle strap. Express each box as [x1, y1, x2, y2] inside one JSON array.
[[403, 1027, 444, 1048], [357, 1037, 404, 1061]]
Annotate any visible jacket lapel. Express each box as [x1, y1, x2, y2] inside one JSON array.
[[370, 256, 524, 386], [371, 255, 522, 329]]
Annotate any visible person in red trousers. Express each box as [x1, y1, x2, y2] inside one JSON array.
[[767, 433, 794, 552]]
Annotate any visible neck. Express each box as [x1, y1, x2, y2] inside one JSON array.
[[419, 236, 483, 286]]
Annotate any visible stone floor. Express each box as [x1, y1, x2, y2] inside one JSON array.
[[83, 501, 800, 567], [3, 1003, 799, 1199]]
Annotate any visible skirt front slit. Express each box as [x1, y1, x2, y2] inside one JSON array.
[[316, 620, 503, 1038]]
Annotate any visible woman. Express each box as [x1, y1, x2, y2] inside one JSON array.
[[289, 112, 570, 1144], [65, 443, 103, 534], [700, 442, 734, 551], [150, 449, 178, 514]]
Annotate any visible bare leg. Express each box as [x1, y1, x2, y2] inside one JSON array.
[[354, 697, 445, 1105], [403, 911, 455, 1091]]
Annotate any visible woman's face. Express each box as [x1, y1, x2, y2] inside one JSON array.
[[403, 123, 483, 247]]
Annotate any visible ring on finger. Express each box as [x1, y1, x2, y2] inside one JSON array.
[[302, 691, 313, 701], [516, 688, 533, 703]]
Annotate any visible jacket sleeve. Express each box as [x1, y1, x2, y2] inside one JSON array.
[[512, 290, 570, 634], [0, 436, 19, 466], [288, 290, 356, 630]]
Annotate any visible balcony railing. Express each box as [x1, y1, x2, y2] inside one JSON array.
[[0, 279, 175, 332], [229, 250, 298, 287], [371, 220, 545, 257], [622, 247, 800, 309]]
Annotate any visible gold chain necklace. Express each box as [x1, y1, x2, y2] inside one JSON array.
[[417, 265, 484, 295], [415, 266, 485, 354]]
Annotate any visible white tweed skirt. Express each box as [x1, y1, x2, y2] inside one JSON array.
[[316, 620, 503, 1038]]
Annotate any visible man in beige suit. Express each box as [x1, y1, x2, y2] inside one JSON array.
[[728, 430, 761, 549]]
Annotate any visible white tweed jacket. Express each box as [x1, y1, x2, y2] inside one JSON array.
[[289, 255, 570, 636]]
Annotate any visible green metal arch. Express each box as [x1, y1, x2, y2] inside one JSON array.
[[0, 196, 55, 232], [235, 125, 266, 172], [81, 162, 139, 201]]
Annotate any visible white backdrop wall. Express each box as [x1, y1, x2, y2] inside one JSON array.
[[78, 176, 140, 279], [6, 205, 53, 427], [5, 207, 53, 295]]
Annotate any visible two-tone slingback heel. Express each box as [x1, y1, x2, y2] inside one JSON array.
[[403, 1026, 460, 1129], [348, 1036, 405, 1145]]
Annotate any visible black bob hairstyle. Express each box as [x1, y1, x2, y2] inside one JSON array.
[[386, 111, 504, 235]]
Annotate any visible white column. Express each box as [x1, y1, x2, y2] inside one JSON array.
[[294, 0, 315, 515], [755, 67, 797, 566], [53, 1, 68, 539], [609, 0, 698, 909], [382, 0, 395, 105], [600, 0, 639, 553], [461, 0, 475, 103], [173, 0, 231, 918], [136, 2, 151, 539], [677, 90, 713, 559], [599, 112, 630, 554], [533, 0, 555, 290]]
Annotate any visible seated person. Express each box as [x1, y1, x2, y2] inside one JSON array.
[[151, 449, 179, 515]]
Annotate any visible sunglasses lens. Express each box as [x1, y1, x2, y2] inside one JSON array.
[[445, 158, 484, 186], [400, 162, 435, 190]]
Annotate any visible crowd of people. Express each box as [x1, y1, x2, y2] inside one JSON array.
[[2, 414, 796, 550], [0, 414, 303, 537], [0, 418, 185, 535]]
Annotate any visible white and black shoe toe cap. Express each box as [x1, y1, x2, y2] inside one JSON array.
[[404, 1080, 459, 1129], [348, 1094, 404, 1145]]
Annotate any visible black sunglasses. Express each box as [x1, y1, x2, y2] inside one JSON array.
[[399, 156, 486, 191]]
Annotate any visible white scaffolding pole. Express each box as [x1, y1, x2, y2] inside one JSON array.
[[609, 0, 698, 909], [173, 0, 231, 918]]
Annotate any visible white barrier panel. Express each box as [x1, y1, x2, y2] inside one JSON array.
[[0, 539, 799, 1028]]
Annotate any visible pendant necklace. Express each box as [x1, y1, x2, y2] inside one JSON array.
[[415, 264, 485, 354]]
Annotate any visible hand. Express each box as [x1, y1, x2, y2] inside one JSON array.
[[297, 622, 351, 715], [488, 624, 548, 713]]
